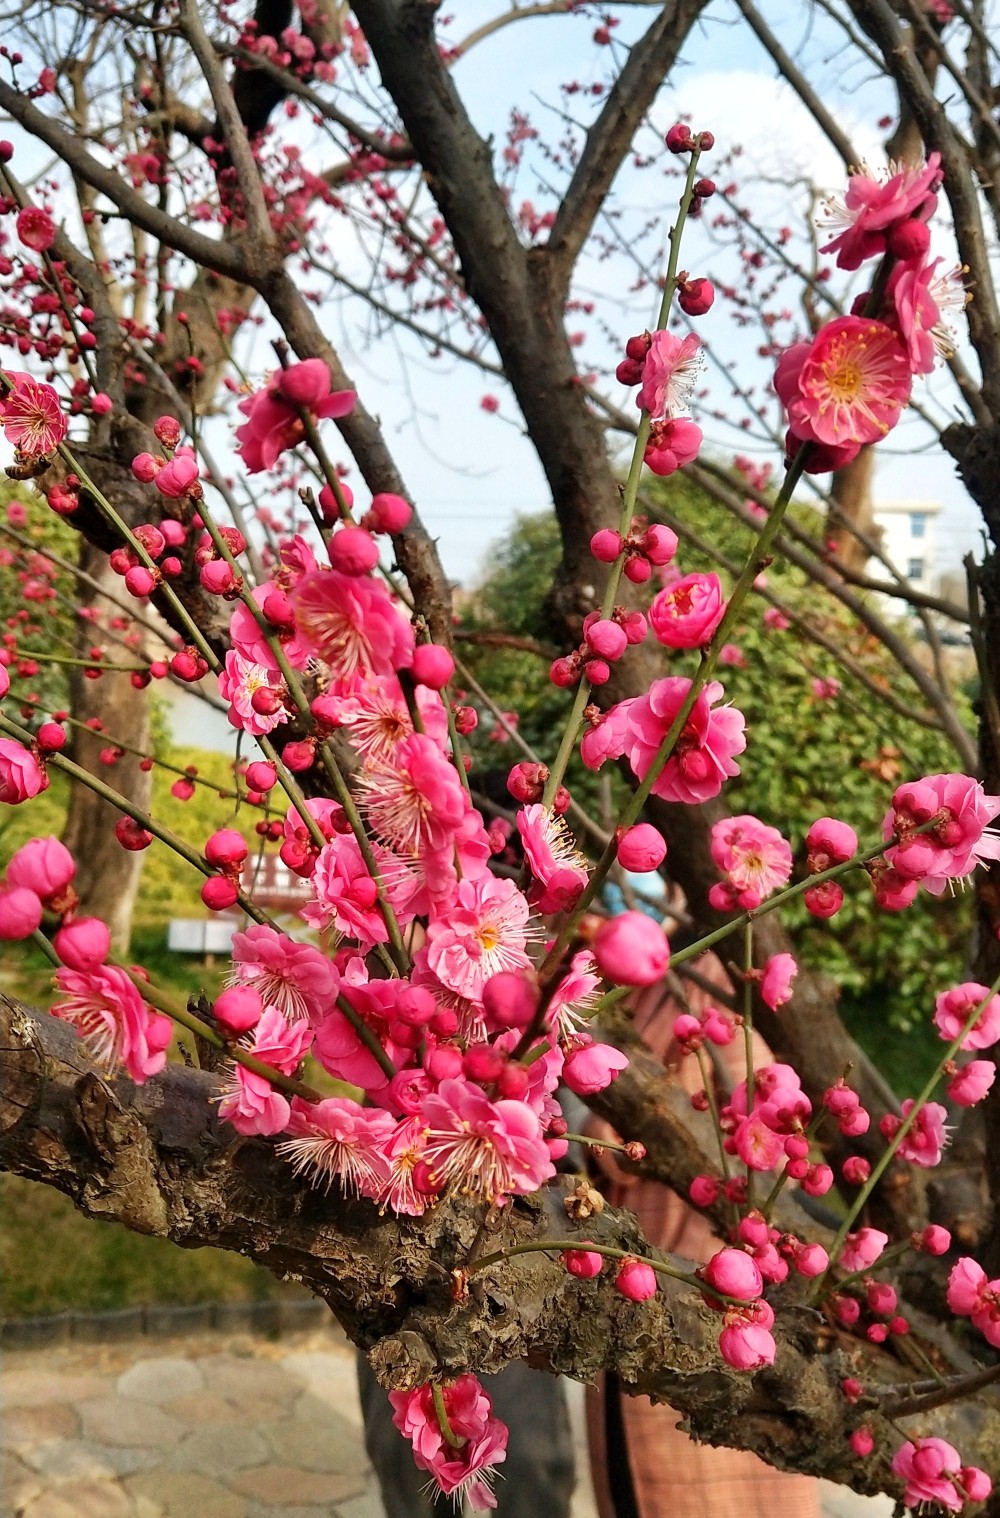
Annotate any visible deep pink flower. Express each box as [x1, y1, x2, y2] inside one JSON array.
[[562, 1036, 629, 1095], [947, 1257, 988, 1315], [896, 1098, 949, 1167], [840, 1227, 888, 1273], [53, 916, 111, 971], [16, 206, 56, 252], [52, 964, 172, 1084], [0, 372, 67, 456], [775, 317, 911, 450], [277, 1095, 393, 1196], [718, 1300, 776, 1370], [0, 737, 45, 803], [6, 835, 74, 900], [760, 953, 798, 1011], [389, 1375, 508, 1510], [947, 1060, 995, 1106], [615, 1258, 658, 1301], [304, 834, 389, 951], [623, 677, 746, 805], [517, 804, 589, 913], [218, 1007, 313, 1136], [891, 1439, 967, 1512], [806, 816, 859, 868], [230, 923, 340, 1024], [593, 911, 669, 987], [236, 360, 356, 472], [643, 417, 703, 476], [819, 153, 942, 270], [637, 331, 702, 420], [420, 1077, 554, 1200], [217, 649, 287, 736], [0, 886, 42, 939], [290, 569, 414, 681], [887, 256, 966, 375], [733, 1112, 785, 1172], [886, 773, 1000, 891], [580, 700, 634, 772], [649, 572, 725, 649], [933, 982, 1000, 1051], [361, 732, 467, 857], [702, 1248, 763, 1302], [154, 449, 199, 498]]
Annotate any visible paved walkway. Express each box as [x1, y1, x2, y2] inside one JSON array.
[[1, 1329, 893, 1518]]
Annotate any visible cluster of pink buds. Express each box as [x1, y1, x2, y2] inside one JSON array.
[[507, 761, 570, 815], [201, 827, 250, 912], [590, 518, 677, 584], [823, 1079, 871, 1138], [46, 472, 79, 517], [549, 602, 648, 688], [169, 645, 211, 683], [195, 524, 246, 597], [108, 515, 188, 599], [132, 416, 200, 501], [803, 816, 858, 918]]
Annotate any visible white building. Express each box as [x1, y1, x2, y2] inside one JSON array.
[[870, 500, 941, 600]]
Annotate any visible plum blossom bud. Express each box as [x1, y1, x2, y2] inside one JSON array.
[[794, 1243, 829, 1278], [131, 452, 159, 482], [7, 836, 75, 899], [563, 1245, 604, 1278], [329, 526, 380, 575], [665, 122, 695, 153], [625, 333, 652, 362], [213, 985, 263, 1034], [0, 740, 53, 802], [204, 829, 249, 869], [959, 1468, 992, 1502], [616, 357, 644, 386], [200, 559, 239, 595], [842, 1155, 871, 1185], [832, 1295, 860, 1326], [153, 416, 182, 448], [282, 740, 315, 772], [368, 492, 413, 534], [563, 1038, 629, 1095], [202, 876, 239, 911], [584, 659, 610, 685], [483, 970, 539, 1029], [37, 725, 66, 754], [155, 453, 199, 498], [115, 816, 153, 851], [590, 529, 622, 563], [549, 657, 578, 688], [850, 1428, 874, 1458], [615, 1258, 657, 1301], [804, 880, 844, 919], [623, 554, 652, 584], [888, 218, 931, 261], [916, 1224, 951, 1256], [585, 619, 628, 661], [806, 817, 859, 867], [0, 887, 43, 939], [702, 1248, 763, 1302], [678, 277, 715, 316], [411, 643, 455, 689], [689, 1175, 720, 1207], [617, 823, 667, 872], [124, 565, 157, 598], [642, 524, 678, 566], [593, 911, 669, 986], [54, 916, 111, 970], [245, 761, 277, 792]]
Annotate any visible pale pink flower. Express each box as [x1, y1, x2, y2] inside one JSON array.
[[933, 982, 1000, 1051], [649, 572, 725, 649], [896, 1098, 949, 1167], [218, 1007, 313, 1136], [229, 587, 309, 672], [235, 359, 356, 472], [389, 1375, 508, 1511], [0, 372, 67, 456], [818, 153, 942, 270], [947, 1257, 988, 1315], [775, 317, 911, 449], [423, 876, 532, 1003], [277, 1095, 393, 1195], [580, 700, 634, 772], [52, 965, 172, 1084], [217, 648, 287, 736], [839, 1227, 888, 1273], [762, 607, 791, 632], [623, 677, 746, 805], [886, 773, 1000, 891], [760, 953, 798, 1010], [891, 1439, 968, 1512], [0, 737, 45, 803], [290, 569, 414, 681], [516, 805, 589, 912], [643, 417, 703, 476], [948, 1060, 995, 1106], [230, 923, 340, 1024], [546, 951, 602, 1039], [562, 1036, 629, 1095], [710, 815, 792, 908], [420, 1077, 554, 1200], [313, 1005, 396, 1102], [360, 733, 467, 857], [637, 331, 703, 420], [313, 676, 447, 764]]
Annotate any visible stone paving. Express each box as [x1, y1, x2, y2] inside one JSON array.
[[0, 1328, 894, 1518]]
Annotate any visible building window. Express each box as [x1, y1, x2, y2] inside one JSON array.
[[907, 557, 925, 580], [909, 512, 927, 538]]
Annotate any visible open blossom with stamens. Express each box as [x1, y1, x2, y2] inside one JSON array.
[[894, 1098, 949, 1167], [303, 834, 390, 950], [0, 372, 68, 456], [888, 256, 967, 375], [885, 773, 1000, 891], [360, 733, 467, 857], [376, 1115, 431, 1216], [235, 358, 356, 472], [933, 982, 1000, 1051], [230, 923, 340, 1025], [389, 1375, 508, 1511], [818, 153, 942, 270], [637, 331, 703, 420], [217, 648, 287, 735], [622, 677, 746, 805], [230, 587, 309, 672], [277, 1096, 394, 1195], [313, 676, 448, 764], [420, 1077, 554, 1199], [289, 568, 414, 681], [891, 1438, 990, 1512], [516, 804, 589, 912], [775, 317, 911, 451], [52, 965, 173, 1084], [546, 951, 602, 1039], [423, 876, 532, 1003], [218, 1007, 313, 1136], [710, 815, 792, 910]]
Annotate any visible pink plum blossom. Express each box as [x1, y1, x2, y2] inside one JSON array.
[[423, 876, 531, 1003], [886, 773, 1000, 891], [895, 1099, 949, 1167], [622, 677, 746, 805], [819, 153, 941, 270], [649, 572, 725, 649], [760, 953, 798, 1010], [0, 372, 68, 456], [840, 1228, 888, 1273], [420, 1078, 554, 1200], [718, 1300, 776, 1370], [643, 417, 703, 476], [389, 1375, 508, 1511], [277, 1096, 394, 1196], [517, 805, 589, 912], [290, 569, 414, 682], [217, 649, 287, 736], [0, 738, 45, 803], [637, 331, 702, 420], [218, 1007, 313, 1136], [775, 317, 911, 450], [891, 1438, 981, 1512], [52, 964, 173, 1084], [562, 1036, 629, 1095], [933, 983, 1000, 1051], [236, 360, 356, 472], [710, 815, 792, 909], [230, 924, 340, 1024], [947, 1060, 995, 1106], [593, 911, 669, 987]]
